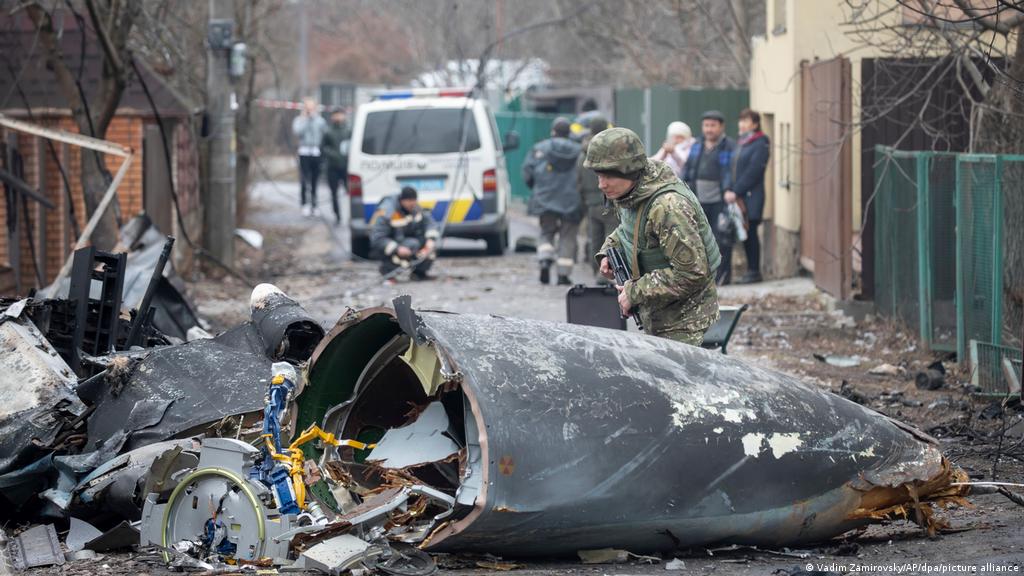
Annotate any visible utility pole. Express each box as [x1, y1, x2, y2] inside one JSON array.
[[204, 0, 236, 270]]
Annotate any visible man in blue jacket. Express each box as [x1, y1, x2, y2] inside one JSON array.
[[726, 109, 771, 284], [684, 110, 735, 285]]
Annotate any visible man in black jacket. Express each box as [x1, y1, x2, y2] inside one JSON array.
[[320, 107, 351, 225], [369, 187, 439, 279]]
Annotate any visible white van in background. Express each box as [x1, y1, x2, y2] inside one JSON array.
[[346, 88, 518, 257]]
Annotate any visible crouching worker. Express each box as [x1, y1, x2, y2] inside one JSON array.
[[370, 186, 439, 280]]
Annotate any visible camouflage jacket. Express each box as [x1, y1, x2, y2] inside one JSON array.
[[597, 160, 719, 336]]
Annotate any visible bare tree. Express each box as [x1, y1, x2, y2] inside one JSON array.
[[24, 0, 141, 249]]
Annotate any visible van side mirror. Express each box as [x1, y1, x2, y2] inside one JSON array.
[[502, 131, 520, 152]]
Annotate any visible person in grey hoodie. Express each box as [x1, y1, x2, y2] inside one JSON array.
[[291, 98, 328, 216], [522, 117, 582, 285]]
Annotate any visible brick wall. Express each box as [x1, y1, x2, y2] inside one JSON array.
[[0, 114, 145, 294]]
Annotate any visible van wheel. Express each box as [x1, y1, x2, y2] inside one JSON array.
[[351, 236, 371, 260], [485, 231, 508, 256]]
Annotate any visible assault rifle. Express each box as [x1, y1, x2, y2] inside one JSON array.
[[606, 247, 643, 331]]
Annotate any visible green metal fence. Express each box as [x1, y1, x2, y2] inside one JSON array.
[[494, 111, 561, 202], [873, 146, 1022, 362], [614, 87, 749, 154], [873, 148, 958, 351]]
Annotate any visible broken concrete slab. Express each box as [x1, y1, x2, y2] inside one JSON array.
[[63, 549, 100, 562], [301, 301, 969, 557], [8, 524, 64, 570]]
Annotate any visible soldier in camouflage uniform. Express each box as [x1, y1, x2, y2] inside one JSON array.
[[584, 127, 720, 345]]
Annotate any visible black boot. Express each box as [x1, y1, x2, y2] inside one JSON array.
[[539, 261, 551, 285]]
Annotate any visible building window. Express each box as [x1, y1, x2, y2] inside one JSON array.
[[773, 0, 787, 35]]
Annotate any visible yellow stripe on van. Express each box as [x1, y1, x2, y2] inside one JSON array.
[[445, 199, 475, 223]]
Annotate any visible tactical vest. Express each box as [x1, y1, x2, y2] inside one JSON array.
[[616, 183, 721, 279]]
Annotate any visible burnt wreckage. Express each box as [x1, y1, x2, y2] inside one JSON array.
[[1, 278, 970, 570]]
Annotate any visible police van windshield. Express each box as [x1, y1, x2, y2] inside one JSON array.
[[361, 108, 481, 155]]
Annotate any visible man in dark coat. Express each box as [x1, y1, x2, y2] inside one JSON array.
[[683, 110, 735, 285], [522, 117, 582, 285], [725, 108, 771, 284], [320, 107, 351, 225]]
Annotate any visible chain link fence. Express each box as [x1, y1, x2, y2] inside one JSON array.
[[873, 147, 1022, 372]]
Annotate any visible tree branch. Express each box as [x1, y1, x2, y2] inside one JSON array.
[[84, 0, 125, 75], [696, 0, 750, 80], [24, 3, 89, 130], [949, 0, 1024, 34]]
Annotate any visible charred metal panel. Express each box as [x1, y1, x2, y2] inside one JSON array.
[[85, 324, 271, 452], [0, 318, 86, 477], [87, 286, 324, 453]]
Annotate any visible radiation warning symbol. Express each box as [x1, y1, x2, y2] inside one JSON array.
[[498, 455, 515, 476]]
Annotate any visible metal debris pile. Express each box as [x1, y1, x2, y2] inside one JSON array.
[[0, 254, 980, 574]]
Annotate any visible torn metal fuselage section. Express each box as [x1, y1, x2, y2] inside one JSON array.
[[301, 301, 967, 557]]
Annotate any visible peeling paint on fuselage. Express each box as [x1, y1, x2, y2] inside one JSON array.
[[741, 432, 805, 459]]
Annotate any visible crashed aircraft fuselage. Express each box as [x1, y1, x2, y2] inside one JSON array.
[[299, 301, 964, 557]]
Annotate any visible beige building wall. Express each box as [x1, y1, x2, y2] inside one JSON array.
[[750, 0, 902, 276], [750, 0, 1009, 279]]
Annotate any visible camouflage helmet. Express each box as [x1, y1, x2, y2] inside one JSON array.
[[583, 127, 647, 175]]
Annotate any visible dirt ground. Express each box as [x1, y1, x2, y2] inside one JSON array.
[[24, 178, 1022, 575]]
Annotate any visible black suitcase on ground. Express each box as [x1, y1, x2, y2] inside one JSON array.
[[565, 284, 627, 330]]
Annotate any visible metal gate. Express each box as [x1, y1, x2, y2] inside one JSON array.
[[800, 58, 852, 299]]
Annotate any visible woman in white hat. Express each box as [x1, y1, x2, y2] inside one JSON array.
[[650, 121, 695, 179]]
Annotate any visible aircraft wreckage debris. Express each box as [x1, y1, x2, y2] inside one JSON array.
[[0, 287, 982, 572]]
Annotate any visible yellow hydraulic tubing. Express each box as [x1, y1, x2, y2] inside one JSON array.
[[262, 425, 375, 510]]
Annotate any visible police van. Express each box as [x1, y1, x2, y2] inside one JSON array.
[[346, 88, 518, 257]]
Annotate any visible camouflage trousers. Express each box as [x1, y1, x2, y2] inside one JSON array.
[[653, 328, 704, 347]]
